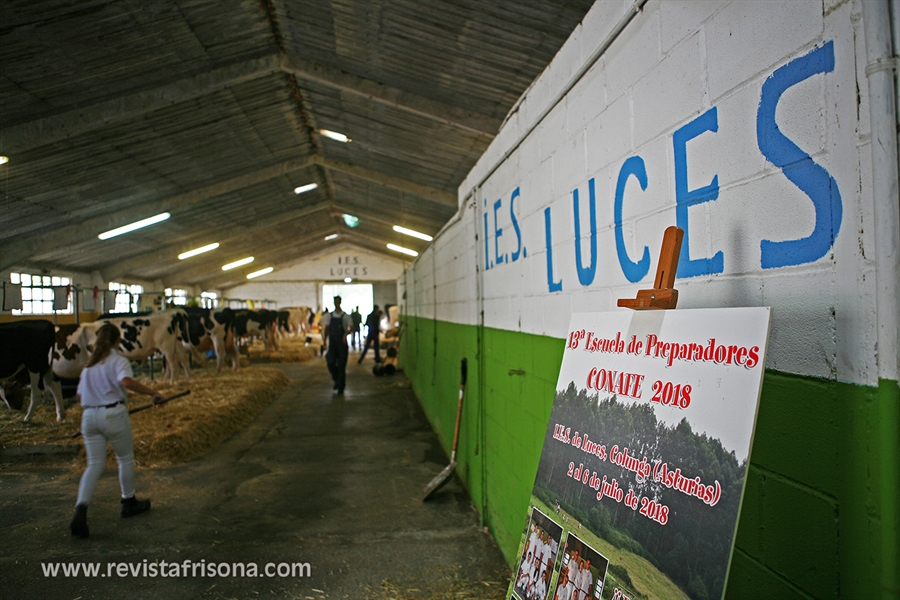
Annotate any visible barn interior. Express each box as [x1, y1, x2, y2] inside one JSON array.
[[6, 1, 900, 600], [0, 0, 595, 597], [1, 0, 592, 307]]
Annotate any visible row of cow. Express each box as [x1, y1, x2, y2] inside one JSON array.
[[0, 306, 313, 422]]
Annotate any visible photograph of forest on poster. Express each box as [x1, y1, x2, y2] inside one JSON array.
[[534, 383, 745, 600]]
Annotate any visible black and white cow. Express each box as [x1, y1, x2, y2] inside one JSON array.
[[182, 307, 239, 372], [276, 310, 290, 338], [0, 320, 65, 422], [233, 309, 279, 352], [54, 310, 191, 384]]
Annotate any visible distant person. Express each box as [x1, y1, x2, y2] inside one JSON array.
[[323, 296, 354, 394], [317, 307, 330, 355], [358, 305, 383, 363], [350, 307, 362, 349], [69, 323, 164, 538]]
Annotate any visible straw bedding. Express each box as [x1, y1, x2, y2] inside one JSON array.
[[0, 367, 289, 469], [243, 334, 321, 363]]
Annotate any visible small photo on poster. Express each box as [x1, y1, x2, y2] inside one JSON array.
[[553, 533, 609, 600], [513, 507, 563, 600]]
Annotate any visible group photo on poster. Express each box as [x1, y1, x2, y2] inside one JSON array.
[[512, 507, 563, 600], [508, 308, 770, 600], [553, 533, 609, 600]]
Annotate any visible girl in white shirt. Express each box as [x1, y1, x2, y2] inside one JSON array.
[[70, 323, 163, 538]]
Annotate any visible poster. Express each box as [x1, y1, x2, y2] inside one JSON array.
[[508, 307, 771, 600]]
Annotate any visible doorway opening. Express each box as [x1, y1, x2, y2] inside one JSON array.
[[322, 283, 373, 321]]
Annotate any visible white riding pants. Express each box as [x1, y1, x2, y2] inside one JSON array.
[[76, 404, 136, 505]]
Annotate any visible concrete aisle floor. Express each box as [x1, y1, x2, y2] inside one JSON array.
[[0, 352, 510, 600]]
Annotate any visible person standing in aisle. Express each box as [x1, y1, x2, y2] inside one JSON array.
[[358, 305, 383, 363], [70, 323, 164, 538], [323, 296, 354, 394], [350, 307, 362, 349], [317, 307, 330, 355]]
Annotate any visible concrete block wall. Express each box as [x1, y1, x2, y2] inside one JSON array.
[[401, 1, 899, 598], [222, 280, 318, 309]]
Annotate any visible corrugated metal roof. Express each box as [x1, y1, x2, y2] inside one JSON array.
[[0, 0, 595, 288]]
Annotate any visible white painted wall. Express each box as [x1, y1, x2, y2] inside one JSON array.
[[246, 246, 407, 282], [224, 246, 408, 309], [405, 0, 891, 386], [222, 280, 319, 309]]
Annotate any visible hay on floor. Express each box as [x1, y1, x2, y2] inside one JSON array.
[[244, 334, 321, 363], [0, 367, 289, 469]]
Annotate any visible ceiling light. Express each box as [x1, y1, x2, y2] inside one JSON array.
[[247, 267, 273, 279], [319, 129, 350, 143], [387, 243, 418, 257], [98, 212, 170, 240], [393, 225, 433, 242], [294, 183, 318, 194], [344, 277, 352, 283], [342, 214, 359, 228], [0, 156, 8, 165], [324, 233, 338, 241], [178, 242, 220, 260], [222, 256, 254, 271]]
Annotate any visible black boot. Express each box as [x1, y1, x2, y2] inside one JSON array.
[[121, 496, 151, 518], [70, 504, 89, 538]]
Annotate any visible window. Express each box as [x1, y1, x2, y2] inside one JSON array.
[[9, 272, 73, 315], [108, 282, 143, 313], [200, 291, 218, 309], [165, 288, 188, 306]]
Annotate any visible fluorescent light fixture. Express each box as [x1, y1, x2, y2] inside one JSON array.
[[98, 212, 170, 240], [0, 156, 8, 165], [344, 277, 352, 283], [222, 256, 254, 271], [342, 214, 360, 228], [324, 233, 338, 241], [294, 183, 318, 194], [319, 129, 350, 143], [393, 225, 433, 242], [387, 243, 418, 257], [247, 267, 274, 279], [178, 242, 220, 260]]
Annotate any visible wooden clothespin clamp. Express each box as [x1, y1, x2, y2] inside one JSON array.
[[617, 226, 684, 310]]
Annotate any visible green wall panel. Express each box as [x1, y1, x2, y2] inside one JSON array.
[[401, 316, 898, 599]]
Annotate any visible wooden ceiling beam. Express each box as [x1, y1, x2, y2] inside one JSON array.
[[334, 202, 440, 229], [99, 200, 333, 282], [1, 52, 499, 156], [184, 233, 346, 289], [280, 55, 500, 136], [0, 158, 316, 272], [1, 55, 283, 153], [315, 156, 457, 207]]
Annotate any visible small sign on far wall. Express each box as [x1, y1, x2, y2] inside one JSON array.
[[3, 282, 23, 311]]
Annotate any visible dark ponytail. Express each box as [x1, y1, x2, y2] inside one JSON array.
[[86, 323, 121, 368]]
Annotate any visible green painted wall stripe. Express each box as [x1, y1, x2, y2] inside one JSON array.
[[400, 316, 899, 599]]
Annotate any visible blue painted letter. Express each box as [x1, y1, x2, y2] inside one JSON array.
[[493, 199, 504, 264], [674, 107, 723, 278], [757, 41, 841, 268], [544, 207, 562, 292], [614, 156, 651, 283], [510, 188, 523, 262], [573, 179, 598, 286], [483, 199, 490, 270]]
